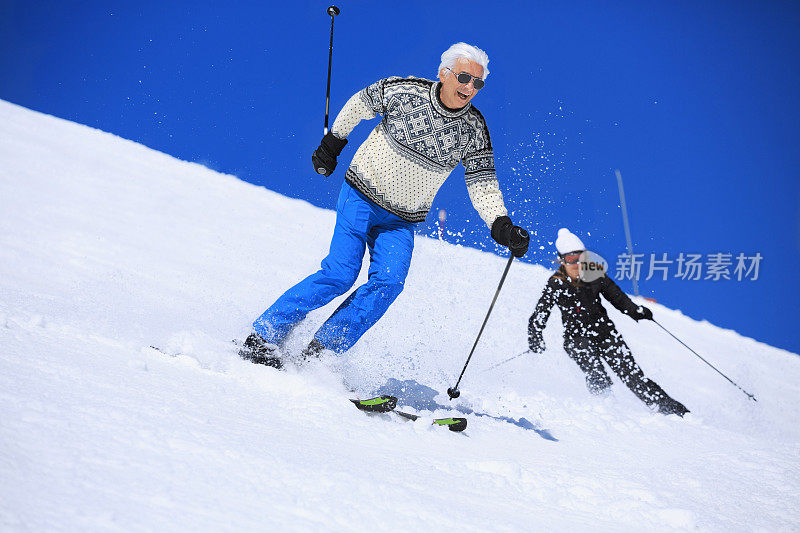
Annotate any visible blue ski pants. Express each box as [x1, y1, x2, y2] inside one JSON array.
[[253, 181, 415, 353]]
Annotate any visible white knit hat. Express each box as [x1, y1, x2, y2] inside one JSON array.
[[555, 228, 586, 255]]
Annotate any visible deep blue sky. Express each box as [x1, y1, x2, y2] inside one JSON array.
[[2, 1, 798, 354]]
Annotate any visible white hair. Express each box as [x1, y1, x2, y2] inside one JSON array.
[[438, 42, 490, 80]]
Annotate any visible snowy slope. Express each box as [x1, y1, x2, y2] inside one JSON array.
[[1, 98, 798, 532]]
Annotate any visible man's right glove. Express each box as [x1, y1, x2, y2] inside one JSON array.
[[528, 330, 545, 353], [312, 131, 348, 177], [491, 216, 530, 258]]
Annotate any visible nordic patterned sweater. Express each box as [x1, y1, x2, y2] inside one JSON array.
[[330, 76, 508, 226]]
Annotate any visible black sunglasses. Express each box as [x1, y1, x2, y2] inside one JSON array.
[[446, 68, 485, 90]]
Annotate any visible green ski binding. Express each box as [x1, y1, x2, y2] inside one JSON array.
[[351, 395, 467, 432]]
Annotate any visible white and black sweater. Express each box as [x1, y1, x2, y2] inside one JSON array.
[[331, 76, 508, 226]]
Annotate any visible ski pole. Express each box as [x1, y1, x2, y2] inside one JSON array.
[[448, 253, 516, 400], [652, 319, 757, 402], [322, 5, 340, 136], [482, 350, 531, 373]]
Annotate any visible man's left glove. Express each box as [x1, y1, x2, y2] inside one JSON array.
[[491, 216, 530, 258], [312, 131, 348, 177], [633, 305, 653, 321]]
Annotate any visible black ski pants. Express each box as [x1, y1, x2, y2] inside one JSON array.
[[564, 327, 673, 407]]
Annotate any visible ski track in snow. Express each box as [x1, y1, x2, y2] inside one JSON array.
[[1, 99, 799, 531]]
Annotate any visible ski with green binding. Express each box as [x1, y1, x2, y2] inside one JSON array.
[[350, 395, 467, 432]]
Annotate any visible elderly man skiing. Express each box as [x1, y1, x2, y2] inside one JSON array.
[[241, 42, 529, 367]]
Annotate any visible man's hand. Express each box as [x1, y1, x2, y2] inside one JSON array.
[[491, 216, 530, 258], [509, 226, 530, 258], [312, 131, 348, 176], [633, 305, 653, 321], [529, 330, 545, 353]]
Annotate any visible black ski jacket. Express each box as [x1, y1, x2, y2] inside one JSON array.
[[529, 267, 642, 342]]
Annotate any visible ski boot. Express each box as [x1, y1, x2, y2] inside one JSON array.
[[239, 333, 282, 369], [657, 397, 689, 417], [300, 338, 325, 362]]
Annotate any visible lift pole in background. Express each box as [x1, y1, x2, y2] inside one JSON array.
[[615, 169, 640, 297]]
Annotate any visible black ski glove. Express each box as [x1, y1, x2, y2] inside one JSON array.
[[312, 131, 348, 176], [633, 305, 653, 322], [529, 330, 545, 353], [491, 216, 530, 258]]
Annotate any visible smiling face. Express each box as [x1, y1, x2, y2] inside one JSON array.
[[438, 57, 484, 109]]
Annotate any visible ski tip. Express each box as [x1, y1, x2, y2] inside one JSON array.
[[434, 417, 468, 432], [351, 395, 398, 413]]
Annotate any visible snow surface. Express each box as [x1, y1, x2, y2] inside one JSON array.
[[1, 98, 799, 532]]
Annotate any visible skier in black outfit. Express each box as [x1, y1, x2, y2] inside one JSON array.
[[528, 229, 689, 416]]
